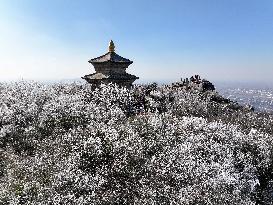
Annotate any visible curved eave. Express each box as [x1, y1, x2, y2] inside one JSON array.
[[88, 60, 133, 65], [82, 72, 139, 81], [88, 52, 133, 64]]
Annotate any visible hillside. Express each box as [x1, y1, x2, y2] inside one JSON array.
[[0, 82, 273, 204]]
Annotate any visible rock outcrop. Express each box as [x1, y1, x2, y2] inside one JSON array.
[[172, 75, 215, 92]]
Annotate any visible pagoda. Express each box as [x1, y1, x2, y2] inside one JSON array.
[[82, 40, 139, 87]]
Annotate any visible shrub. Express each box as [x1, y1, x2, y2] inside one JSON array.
[[0, 82, 272, 204]]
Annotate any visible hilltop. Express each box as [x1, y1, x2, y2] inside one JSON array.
[[0, 80, 272, 204]]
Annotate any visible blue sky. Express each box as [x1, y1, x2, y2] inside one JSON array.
[[0, 0, 273, 83]]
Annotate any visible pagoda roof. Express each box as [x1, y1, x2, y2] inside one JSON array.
[[88, 52, 133, 64], [82, 72, 139, 80]]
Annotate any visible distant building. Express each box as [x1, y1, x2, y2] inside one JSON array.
[[82, 40, 139, 87]]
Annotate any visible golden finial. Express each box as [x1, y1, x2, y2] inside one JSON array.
[[108, 40, 115, 52]]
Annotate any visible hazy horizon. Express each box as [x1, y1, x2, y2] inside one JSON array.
[[1, 77, 273, 89]]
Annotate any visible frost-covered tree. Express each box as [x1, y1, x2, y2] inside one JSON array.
[[0, 82, 272, 204]]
